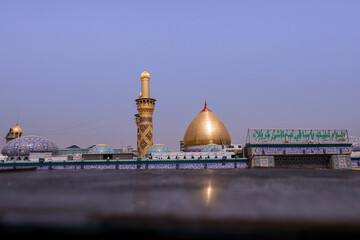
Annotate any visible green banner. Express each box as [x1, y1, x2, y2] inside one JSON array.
[[247, 129, 348, 144]]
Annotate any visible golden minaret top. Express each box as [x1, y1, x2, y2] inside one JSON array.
[[140, 66, 151, 79], [139, 66, 151, 98]]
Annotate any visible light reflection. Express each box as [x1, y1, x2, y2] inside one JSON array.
[[133, 171, 151, 213], [206, 182, 212, 206], [206, 120, 213, 134], [184, 171, 231, 212]]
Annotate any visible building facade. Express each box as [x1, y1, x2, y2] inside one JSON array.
[[245, 129, 352, 169]]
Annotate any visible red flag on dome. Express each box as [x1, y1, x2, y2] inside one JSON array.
[[203, 100, 207, 112]]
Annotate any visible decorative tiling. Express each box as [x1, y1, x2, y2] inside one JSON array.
[[148, 164, 177, 170], [352, 160, 360, 167], [139, 125, 149, 133], [146, 144, 170, 156], [140, 140, 147, 149], [1, 135, 58, 156], [5, 161, 249, 171], [4, 159, 358, 171], [201, 145, 222, 152], [184, 145, 222, 152], [332, 155, 352, 170], [252, 156, 274, 167], [252, 147, 351, 155], [275, 155, 329, 167], [140, 117, 152, 122], [146, 131, 152, 141], [88, 145, 113, 154]]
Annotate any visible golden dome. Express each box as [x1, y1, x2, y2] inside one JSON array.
[[11, 121, 22, 134], [183, 102, 231, 146], [140, 66, 150, 79]]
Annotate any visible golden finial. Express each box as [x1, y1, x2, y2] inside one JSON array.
[[203, 99, 207, 112]]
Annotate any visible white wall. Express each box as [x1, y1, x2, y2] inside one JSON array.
[[29, 152, 53, 161]]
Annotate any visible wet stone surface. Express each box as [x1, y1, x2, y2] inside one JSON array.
[[0, 168, 360, 239]]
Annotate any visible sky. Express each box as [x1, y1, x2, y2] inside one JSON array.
[[0, 0, 359, 151]]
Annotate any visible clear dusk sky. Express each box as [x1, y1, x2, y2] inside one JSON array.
[[1, 0, 359, 151]]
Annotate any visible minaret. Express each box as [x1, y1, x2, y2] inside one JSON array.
[[135, 67, 156, 158]]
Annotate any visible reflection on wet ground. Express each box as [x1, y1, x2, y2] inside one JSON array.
[[0, 168, 360, 239]]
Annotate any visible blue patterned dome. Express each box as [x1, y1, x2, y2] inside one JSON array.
[[1, 135, 58, 156], [350, 136, 360, 152], [146, 144, 170, 156], [88, 144, 113, 154]]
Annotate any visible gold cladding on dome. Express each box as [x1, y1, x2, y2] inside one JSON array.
[[11, 121, 23, 134], [183, 103, 231, 146], [140, 66, 150, 79]]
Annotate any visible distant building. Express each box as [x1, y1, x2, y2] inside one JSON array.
[[57, 145, 90, 156], [58, 144, 135, 161]]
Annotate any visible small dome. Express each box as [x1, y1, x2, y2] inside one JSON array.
[[9, 121, 23, 138], [1, 135, 58, 156], [140, 66, 150, 79], [88, 144, 113, 154], [12, 125, 22, 133], [140, 71, 150, 79], [146, 144, 170, 156], [183, 102, 231, 146]]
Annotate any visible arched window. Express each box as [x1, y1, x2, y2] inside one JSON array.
[[15, 132, 18, 138]]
